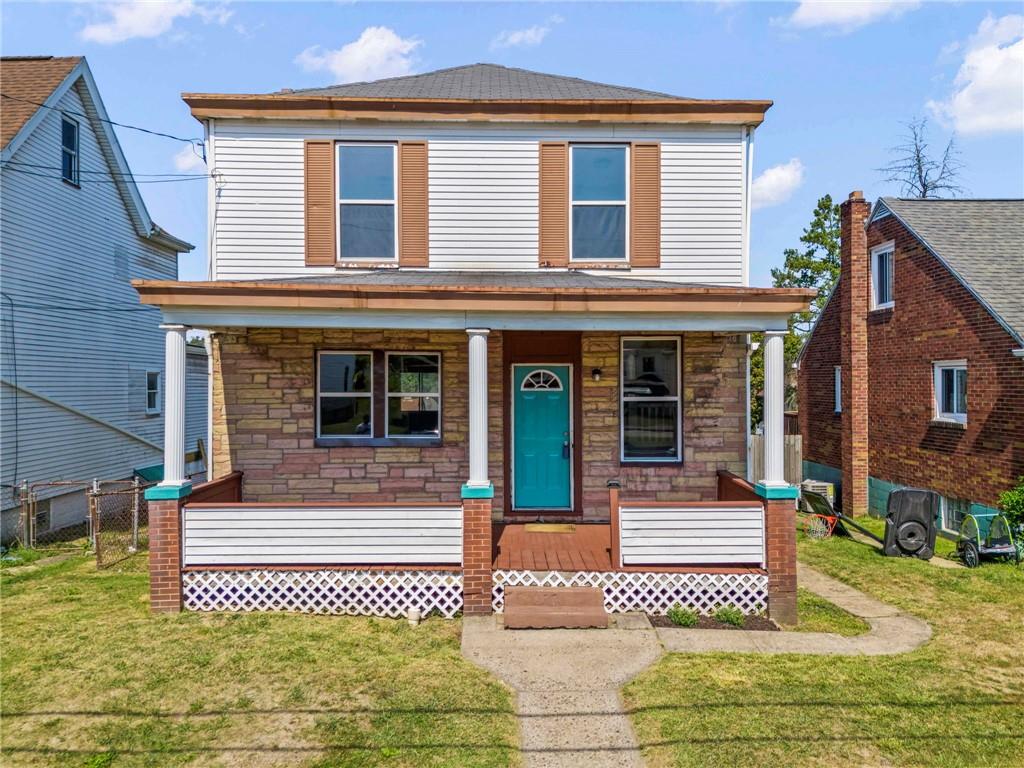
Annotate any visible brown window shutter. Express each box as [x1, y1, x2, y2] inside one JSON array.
[[304, 140, 336, 266], [538, 141, 569, 267], [398, 141, 429, 267], [630, 142, 661, 268]]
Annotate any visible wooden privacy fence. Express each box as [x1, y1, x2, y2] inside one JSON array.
[[749, 434, 803, 486], [180, 503, 463, 567]]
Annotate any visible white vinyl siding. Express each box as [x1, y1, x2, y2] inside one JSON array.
[[209, 121, 747, 283], [618, 503, 765, 565], [0, 81, 206, 512], [181, 504, 463, 565]]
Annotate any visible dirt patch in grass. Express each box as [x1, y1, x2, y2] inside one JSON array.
[[1, 555, 519, 768], [648, 614, 779, 631], [625, 523, 1024, 768]]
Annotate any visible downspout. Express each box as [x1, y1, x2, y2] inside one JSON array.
[[204, 118, 215, 478], [205, 334, 213, 479], [743, 126, 756, 480]]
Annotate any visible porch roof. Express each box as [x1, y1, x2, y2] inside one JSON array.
[[134, 270, 813, 319]]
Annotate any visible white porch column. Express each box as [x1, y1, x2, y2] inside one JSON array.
[[465, 328, 491, 490], [762, 330, 787, 487], [159, 324, 190, 488]]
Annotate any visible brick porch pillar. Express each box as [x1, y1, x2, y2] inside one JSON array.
[[840, 190, 871, 516], [146, 495, 186, 613], [764, 496, 798, 625], [462, 497, 493, 614]]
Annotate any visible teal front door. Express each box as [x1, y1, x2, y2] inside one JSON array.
[[512, 365, 572, 509]]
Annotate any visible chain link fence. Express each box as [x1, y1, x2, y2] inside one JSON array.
[[4, 478, 155, 568]]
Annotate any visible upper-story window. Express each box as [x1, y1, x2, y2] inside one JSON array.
[[61, 116, 79, 186], [933, 360, 967, 424], [570, 144, 628, 261], [145, 371, 161, 415], [336, 143, 396, 260], [871, 241, 895, 309]]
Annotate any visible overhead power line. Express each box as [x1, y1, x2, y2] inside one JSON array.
[[1, 159, 210, 179], [0, 166, 208, 185]]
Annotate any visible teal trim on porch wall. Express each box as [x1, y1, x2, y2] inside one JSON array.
[[754, 483, 800, 499], [144, 483, 193, 501], [802, 460, 841, 488], [868, 476, 901, 518], [461, 483, 494, 499]]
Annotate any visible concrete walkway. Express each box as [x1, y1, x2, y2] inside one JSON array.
[[657, 564, 932, 655], [461, 564, 932, 766], [461, 614, 660, 767]]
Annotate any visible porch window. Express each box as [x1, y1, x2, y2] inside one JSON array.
[[933, 360, 967, 424], [336, 143, 396, 260], [317, 352, 373, 437], [570, 144, 628, 261], [386, 353, 441, 437], [621, 337, 681, 462]]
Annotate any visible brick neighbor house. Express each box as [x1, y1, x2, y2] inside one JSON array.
[[799, 193, 1024, 534], [134, 64, 814, 624]]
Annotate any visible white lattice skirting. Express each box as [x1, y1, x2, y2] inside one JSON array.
[[492, 570, 768, 615], [183, 570, 463, 618]]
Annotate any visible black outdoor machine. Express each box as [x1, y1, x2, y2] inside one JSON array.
[[800, 487, 939, 560]]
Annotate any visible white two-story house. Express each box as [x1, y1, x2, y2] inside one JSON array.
[[1, 56, 206, 542], [134, 64, 812, 625]]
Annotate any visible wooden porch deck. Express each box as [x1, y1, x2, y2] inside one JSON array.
[[491, 523, 766, 573]]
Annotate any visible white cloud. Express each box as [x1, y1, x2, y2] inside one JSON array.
[[927, 14, 1024, 135], [780, 1, 920, 33], [295, 27, 421, 84], [173, 144, 206, 173], [751, 158, 804, 210], [490, 15, 563, 50], [81, 1, 231, 44]]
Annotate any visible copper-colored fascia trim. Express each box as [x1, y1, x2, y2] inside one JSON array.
[[133, 279, 814, 314], [181, 94, 773, 126]]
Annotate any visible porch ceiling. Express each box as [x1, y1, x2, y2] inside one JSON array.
[[133, 270, 814, 332]]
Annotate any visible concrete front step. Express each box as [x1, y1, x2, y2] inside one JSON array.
[[504, 586, 608, 629]]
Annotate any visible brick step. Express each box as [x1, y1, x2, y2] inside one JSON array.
[[503, 586, 608, 629]]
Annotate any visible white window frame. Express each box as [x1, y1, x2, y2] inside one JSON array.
[[870, 241, 895, 310], [316, 350, 374, 439], [334, 142, 398, 262], [620, 336, 682, 464], [834, 365, 842, 413], [145, 370, 161, 415], [569, 143, 630, 263], [933, 359, 968, 424], [940, 495, 970, 535], [384, 352, 442, 439], [61, 115, 79, 185]]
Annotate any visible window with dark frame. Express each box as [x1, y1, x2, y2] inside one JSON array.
[[61, 116, 79, 185], [336, 143, 396, 260], [317, 352, 373, 437], [621, 338, 681, 462], [570, 144, 628, 261], [386, 353, 441, 437]]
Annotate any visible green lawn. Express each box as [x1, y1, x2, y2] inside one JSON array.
[[1, 556, 518, 768], [625, 520, 1024, 768], [788, 588, 869, 637]]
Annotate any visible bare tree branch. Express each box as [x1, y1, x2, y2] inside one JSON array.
[[877, 117, 965, 198]]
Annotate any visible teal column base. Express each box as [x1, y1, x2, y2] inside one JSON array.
[[754, 483, 800, 500], [461, 483, 494, 500], [144, 483, 193, 501]]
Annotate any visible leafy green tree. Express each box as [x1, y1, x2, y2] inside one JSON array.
[[751, 195, 841, 427]]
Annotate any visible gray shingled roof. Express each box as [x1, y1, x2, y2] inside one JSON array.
[[238, 270, 714, 291], [877, 198, 1024, 345], [280, 63, 687, 100]]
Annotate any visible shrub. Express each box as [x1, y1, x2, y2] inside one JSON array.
[[713, 606, 746, 628], [666, 605, 698, 627], [997, 476, 1024, 533]]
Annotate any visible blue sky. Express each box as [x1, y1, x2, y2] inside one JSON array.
[[3, 1, 1022, 284]]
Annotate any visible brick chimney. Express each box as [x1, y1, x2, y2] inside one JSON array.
[[839, 191, 871, 515]]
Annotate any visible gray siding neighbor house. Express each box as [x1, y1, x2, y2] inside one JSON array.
[[1, 55, 205, 539]]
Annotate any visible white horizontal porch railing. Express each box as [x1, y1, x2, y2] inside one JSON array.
[[181, 504, 463, 566], [617, 502, 765, 567]]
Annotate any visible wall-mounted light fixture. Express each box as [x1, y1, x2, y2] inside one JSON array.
[[591, 368, 602, 382]]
